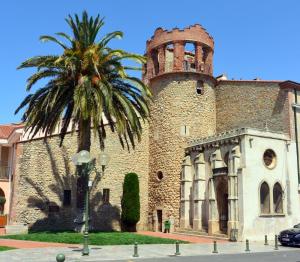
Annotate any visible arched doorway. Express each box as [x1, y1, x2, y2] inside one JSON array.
[[215, 176, 228, 234], [0, 188, 5, 215]]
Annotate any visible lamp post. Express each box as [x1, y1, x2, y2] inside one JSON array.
[[72, 150, 110, 256]]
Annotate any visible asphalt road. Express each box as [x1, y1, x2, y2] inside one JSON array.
[[118, 251, 300, 262]]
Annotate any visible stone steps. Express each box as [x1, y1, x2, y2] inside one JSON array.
[[174, 229, 229, 240], [5, 224, 28, 235]]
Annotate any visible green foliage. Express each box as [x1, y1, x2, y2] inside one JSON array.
[[16, 11, 151, 150], [0, 232, 188, 245], [0, 246, 16, 252], [121, 173, 140, 230], [0, 197, 6, 205]]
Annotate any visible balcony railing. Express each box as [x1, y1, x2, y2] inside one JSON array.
[[0, 165, 10, 180]]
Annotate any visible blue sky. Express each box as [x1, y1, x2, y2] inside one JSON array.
[[1, 0, 300, 124]]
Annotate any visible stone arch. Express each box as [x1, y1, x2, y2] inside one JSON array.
[[259, 181, 270, 214]]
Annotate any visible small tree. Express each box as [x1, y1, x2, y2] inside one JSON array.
[[121, 173, 140, 232]]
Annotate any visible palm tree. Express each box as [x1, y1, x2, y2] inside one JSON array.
[[16, 11, 151, 153]]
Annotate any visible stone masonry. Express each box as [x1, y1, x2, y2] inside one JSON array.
[[216, 81, 291, 134], [11, 125, 149, 231]]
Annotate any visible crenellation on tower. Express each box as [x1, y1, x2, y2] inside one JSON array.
[[144, 24, 214, 82]]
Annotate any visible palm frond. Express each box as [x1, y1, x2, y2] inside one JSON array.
[[17, 11, 152, 151]]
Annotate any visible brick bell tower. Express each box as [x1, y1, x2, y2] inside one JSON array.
[[144, 25, 217, 232]]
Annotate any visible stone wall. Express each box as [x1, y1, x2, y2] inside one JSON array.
[[216, 81, 290, 134], [10, 125, 149, 231], [148, 73, 216, 229]]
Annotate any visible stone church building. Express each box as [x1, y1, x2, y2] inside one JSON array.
[[1, 24, 300, 240]]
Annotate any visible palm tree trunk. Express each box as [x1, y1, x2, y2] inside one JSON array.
[[78, 118, 91, 152], [77, 118, 91, 233]]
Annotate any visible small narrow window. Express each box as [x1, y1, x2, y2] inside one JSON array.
[[260, 182, 270, 214], [157, 171, 164, 181], [273, 183, 283, 213], [63, 190, 71, 207], [180, 125, 190, 136], [103, 189, 110, 204], [196, 80, 204, 95]]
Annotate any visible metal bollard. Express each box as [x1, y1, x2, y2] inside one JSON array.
[[274, 235, 279, 250], [212, 240, 218, 254], [245, 239, 250, 252], [133, 242, 139, 257], [175, 241, 181, 256], [264, 235, 268, 245], [56, 254, 65, 262]]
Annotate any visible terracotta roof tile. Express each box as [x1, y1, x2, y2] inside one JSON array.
[[0, 124, 24, 139]]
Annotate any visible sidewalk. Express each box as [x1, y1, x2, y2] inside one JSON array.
[[0, 241, 296, 261], [0, 238, 80, 249]]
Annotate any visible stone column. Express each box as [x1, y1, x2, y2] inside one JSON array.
[[146, 53, 154, 79], [227, 145, 240, 236], [158, 45, 166, 74], [193, 152, 206, 231], [180, 155, 192, 229], [195, 43, 203, 72], [211, 148, 223, 170], [173, 41, 185, 71], [153, 212, 158, 232], [206, 49, 213, 75], [208, 148, 222, 235], [208, 177, 219, 235]]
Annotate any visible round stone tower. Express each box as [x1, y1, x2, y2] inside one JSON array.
[[145, 24, 217, 231]]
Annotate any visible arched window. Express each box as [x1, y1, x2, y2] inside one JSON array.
[[260, 182, 270, 214], [273, 183, 283, 213]]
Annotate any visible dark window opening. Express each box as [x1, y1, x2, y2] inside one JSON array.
[[273, 183, 283, 213], [63, 190, 71, 207], [102, 188, 110, 204], [260, 182, 270, 214], [157, 171, 164, 180], [196, 80, 204, 95]]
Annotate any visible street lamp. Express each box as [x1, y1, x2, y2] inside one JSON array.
[[72, 150, 110, 256]]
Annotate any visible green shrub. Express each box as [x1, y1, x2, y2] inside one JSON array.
[[121, 173, 140, 232]]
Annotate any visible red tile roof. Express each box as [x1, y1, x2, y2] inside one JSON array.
[[0, 124, 24, 139]]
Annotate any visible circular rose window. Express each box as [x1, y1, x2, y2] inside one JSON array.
[[263, 149, 276, 169]]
